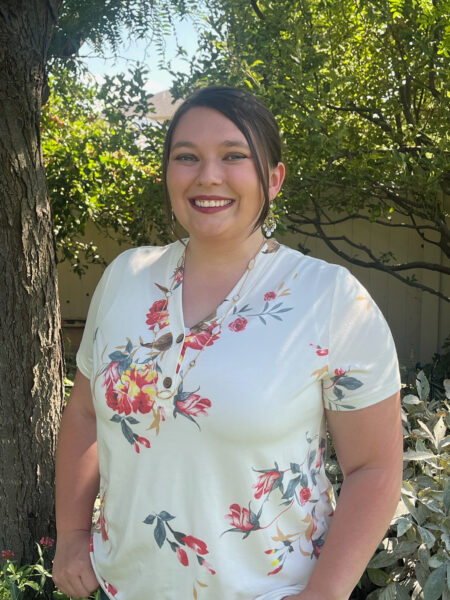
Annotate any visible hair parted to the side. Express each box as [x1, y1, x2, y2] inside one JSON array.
[[162, 86, 282, 237]]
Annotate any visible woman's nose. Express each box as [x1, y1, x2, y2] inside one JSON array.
[[196, 159, 223, 185]]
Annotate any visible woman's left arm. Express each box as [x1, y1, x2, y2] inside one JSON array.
[[288, 392, 403, 600]]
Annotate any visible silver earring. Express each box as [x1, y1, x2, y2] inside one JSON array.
[[262, 203, 276, 237]]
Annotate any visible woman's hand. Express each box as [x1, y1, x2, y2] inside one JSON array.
[[52, 529, 99, 598], [54, 370, 100, 598]]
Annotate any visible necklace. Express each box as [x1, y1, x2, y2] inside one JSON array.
[[154, 239, 266, 401]]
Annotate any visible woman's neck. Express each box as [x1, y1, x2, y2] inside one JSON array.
[[184, 230, 265, 275]]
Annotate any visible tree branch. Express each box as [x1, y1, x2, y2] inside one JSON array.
[[288, 220, 449, 303], [325, 103, 393, 135], [290, 211, 437, 233], [250, 0, 264, 20]]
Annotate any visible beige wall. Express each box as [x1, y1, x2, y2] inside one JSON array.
[[58, 220, 449, 370]]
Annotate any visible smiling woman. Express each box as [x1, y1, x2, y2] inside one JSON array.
[[53, 86, 402, 600], [166, 106, 284, 244]]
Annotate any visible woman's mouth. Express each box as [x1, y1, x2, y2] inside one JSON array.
[[189, 197, 234, 212]]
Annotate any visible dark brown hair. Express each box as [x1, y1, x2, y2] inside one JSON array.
[[162, 86, 282, 235]]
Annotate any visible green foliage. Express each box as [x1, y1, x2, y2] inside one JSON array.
[[0, 544, 53, 600], [0, 542, 102, 599], [173, 0, 450, 300], [48, 0, 198, 62], [325, 362, 450, 599], [365, 374, 449, 599], [42, 66, 170, 274]]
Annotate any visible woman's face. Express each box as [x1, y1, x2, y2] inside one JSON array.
[[166, 106, 284, 244]]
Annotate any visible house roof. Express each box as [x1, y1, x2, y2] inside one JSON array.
[[149, 90, 183, 122]]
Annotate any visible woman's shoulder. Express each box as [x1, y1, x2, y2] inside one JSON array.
[[105, 241, 183, 277], [276, 241, 349, 281]]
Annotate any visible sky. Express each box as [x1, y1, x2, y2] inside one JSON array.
[[79, 16, 199, 94]]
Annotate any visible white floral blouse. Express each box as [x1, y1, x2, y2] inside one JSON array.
[[77, 239, 400, 600]]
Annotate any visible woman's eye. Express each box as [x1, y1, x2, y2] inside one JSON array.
[[174, 154, 197, 162], [224, 153, 248, 161]]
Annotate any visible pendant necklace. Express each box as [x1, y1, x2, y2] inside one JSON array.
[[153, 239, 266, 401]]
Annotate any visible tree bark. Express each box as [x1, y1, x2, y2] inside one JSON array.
[[0, 0, 63, 567]]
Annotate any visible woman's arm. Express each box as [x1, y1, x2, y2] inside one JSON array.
[[287, 392, 403, 600], [52, 369, 100, 598]]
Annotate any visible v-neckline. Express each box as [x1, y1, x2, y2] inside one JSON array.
[[172, 238, 270, 332]]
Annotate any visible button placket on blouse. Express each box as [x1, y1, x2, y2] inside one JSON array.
[[157, 259, 186, 398]]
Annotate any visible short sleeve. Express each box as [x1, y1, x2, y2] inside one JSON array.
[[322, 268, 401, 411], [76, 262, 114, 380]]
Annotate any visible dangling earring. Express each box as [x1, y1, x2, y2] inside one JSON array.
[[262, 203, 277, 237], [170, 208, 176, 236]]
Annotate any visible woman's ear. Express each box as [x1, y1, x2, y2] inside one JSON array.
[[269, 162, 286, 200]]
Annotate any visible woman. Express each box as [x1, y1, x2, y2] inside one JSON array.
[[53, 87, 403, 600]]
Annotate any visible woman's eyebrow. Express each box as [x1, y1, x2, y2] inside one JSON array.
[[171, 139, 250, 151]]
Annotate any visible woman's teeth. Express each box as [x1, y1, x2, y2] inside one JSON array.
[[193, 199, 232, 207]]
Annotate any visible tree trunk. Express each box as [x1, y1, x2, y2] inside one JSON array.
[[0, 0, 63, 567]]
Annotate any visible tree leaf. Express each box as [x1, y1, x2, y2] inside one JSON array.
[[397, 517, 413, 537], [417, 526, 436, 549], [379, 583, 396, 600], [402, 394, 422, 405], [403, 450, 436, 461], [423, 563, 446, 600], [368, 550, 399, 568], [443, 480, 450, 514], [416, 370, 430, 402], [367, 568, 390, 586], [433, 417, 446, 451]]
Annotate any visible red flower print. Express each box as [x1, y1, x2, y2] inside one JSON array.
[[265, 549, 276, 555], [226, 504, 255, 532], [316, 446, 323, 469], [134, 435, 151, 453], [201, 558, 216, 575], [103, 579, 118, 597], [176, 546, 189, 566], [181, 535, 209, 555], [253, 471, 281, 499], [136, 435, 150, 448], [99, 514, 109, 540], [264, 291, 277, 302], [146, 299, 169, 331], [177, 393, 211, 417], [312, 537, 325, 558], [310, 343, 328, 356], [1, 550, 14, 560], [104, 361, 120, 390], [334, 367, 346, 376], [299, 487, 312, 505], [184, 323, 221, 350], [228, 317, 248, 332], [108, 365, 157, 415], [268, 564, 283, 576], [174, 267, 183, 284], [39, 536, 54, 548]]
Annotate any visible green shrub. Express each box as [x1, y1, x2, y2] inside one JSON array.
[[342, 367, 449, 600]]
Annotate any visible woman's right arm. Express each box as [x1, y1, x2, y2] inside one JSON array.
[[52, 369, 100, 598]]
